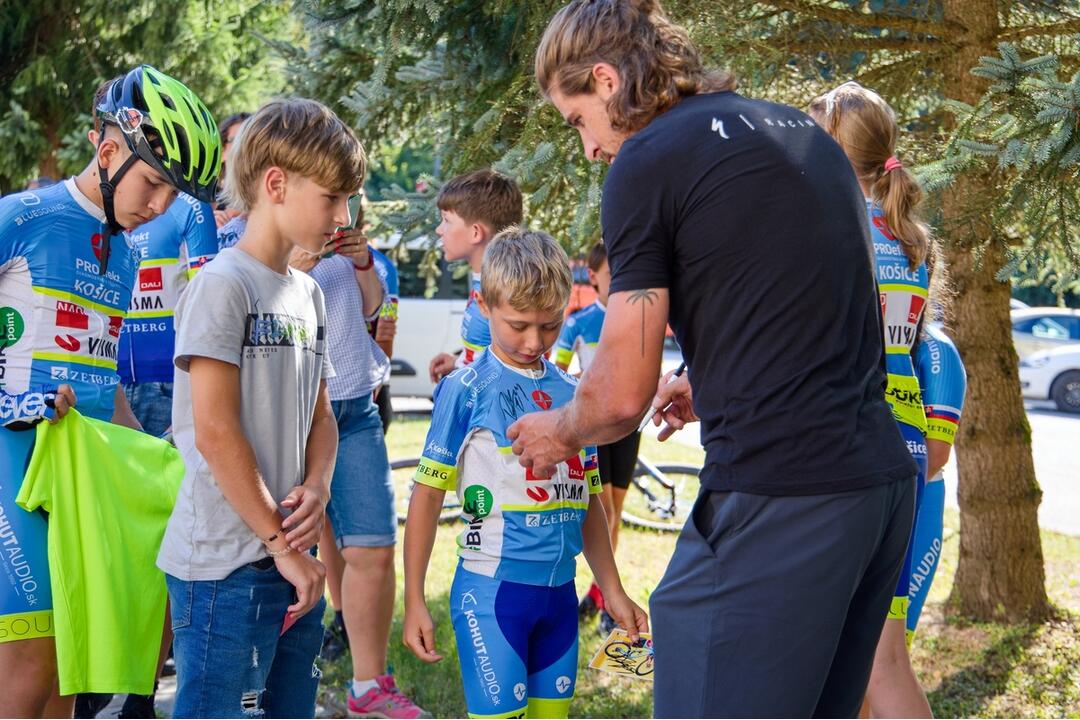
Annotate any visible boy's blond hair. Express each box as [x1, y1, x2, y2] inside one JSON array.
[[223, 98, 366, 212], [481, 227, 573, 315], [436, 169, 523, 235]]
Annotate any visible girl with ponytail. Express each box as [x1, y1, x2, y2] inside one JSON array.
[[811, 82, 936, 719]]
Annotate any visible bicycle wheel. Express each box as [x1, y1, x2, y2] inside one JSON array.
[[604, 641, 633, 661], [635, 654, 655, 677], [391, 457, 462, 525], [620, 462, 699, 533]]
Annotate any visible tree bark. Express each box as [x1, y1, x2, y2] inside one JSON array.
[[940, 0, 1051, 622]]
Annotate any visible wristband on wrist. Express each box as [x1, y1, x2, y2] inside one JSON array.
[[353, 252, 374, 271]]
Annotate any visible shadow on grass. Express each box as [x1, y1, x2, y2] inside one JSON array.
[[927, 619, 1043, 717]]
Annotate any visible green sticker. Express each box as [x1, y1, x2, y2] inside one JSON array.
[[462, 485, 493, 520], [0, 307, 24, 347]]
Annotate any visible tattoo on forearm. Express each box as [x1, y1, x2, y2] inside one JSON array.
[[627, 289, 658, 357]]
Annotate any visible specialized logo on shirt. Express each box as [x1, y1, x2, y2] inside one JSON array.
[[138, 267, 164, 292], [0, 307, 25, 347], [244, 313, 315, 348], [709, 113, 815, 140], [463, 485, 493, 520], [55, 334, 81, 352], [55, 301, 89, 330], [532, 390, 552, 410]]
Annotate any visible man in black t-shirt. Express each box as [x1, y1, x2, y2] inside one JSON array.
[[508, 1, 918, 717]]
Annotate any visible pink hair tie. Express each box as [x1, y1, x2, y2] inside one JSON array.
[[884, 156, 903, 172]]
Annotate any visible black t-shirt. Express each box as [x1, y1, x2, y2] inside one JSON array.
[[603, 91, 917, 495]]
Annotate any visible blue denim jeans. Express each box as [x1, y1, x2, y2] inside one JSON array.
[[166, 562, 326, 718], [122, 382, 173, 438], [325, 395, 396, 548]]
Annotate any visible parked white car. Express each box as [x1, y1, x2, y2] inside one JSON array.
[[1011, 307, 1080, 359], [376, 238, 470, 399], [1019, 345, 1080, 413]]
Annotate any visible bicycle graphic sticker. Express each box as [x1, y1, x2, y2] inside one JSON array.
[[589, 629, 654, 680]]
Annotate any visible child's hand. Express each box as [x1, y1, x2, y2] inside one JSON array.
[[603, 590, 650, 643], [281, 483, 329, 552], [403, 601, 443, 663]]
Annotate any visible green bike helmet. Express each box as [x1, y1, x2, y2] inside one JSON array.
[[96, 65, 222, 205]]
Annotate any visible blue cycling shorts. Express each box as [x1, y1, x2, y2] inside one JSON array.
[[450, 564, 578, 719], [0, 429, 53, 643], [890, 422, 927, 623]]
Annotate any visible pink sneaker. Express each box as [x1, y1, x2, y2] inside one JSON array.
[[347, 674, 430, 719]]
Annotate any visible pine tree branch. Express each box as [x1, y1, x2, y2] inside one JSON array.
[[763, 0, 963, 39], [785, 36, 946, 53], [999, 18, 1080, 40]]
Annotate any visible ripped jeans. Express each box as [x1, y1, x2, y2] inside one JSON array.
[[166, 559, 325, 718]]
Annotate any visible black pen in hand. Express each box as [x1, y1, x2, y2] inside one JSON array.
[[637, 362, 687, 432]]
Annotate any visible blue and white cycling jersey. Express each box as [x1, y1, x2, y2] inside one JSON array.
[[456, 273, 490, 368], [416, 350, 602, 587], [553, 301, 604, 371], [915, 324, 967, 450], [0, 179, 140, 425], [118, 194, 217, 384]]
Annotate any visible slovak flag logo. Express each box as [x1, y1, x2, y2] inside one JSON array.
[[55, 301, 89, 330], [139, 267, 164, 292], [532, 390, 553, 410], [188, 255, 211, 271]]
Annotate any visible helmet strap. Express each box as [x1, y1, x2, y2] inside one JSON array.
[[96, 134, 139, 276]]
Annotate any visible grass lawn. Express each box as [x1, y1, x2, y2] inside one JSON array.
[[316, 416, 1080, 718]]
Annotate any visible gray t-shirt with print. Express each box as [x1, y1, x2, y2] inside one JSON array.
[[157, 247, 334, 581]]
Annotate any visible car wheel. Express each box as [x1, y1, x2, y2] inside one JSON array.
[[1050, 370, 1080, 414]]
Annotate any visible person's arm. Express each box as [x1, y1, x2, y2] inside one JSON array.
[[581, 488, 649, 641], [927, 439, 952, 480], [330, 228, 383, 317], [402, 483, 446, 663], [279, 380, 336, 551], [111, 385, 142, 430], [188, 356, 325, 616], [374, 316, 396, 361], [509, 288, 669, 477]]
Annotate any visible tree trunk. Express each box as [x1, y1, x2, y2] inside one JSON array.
[[940, 0, 1051, 622]]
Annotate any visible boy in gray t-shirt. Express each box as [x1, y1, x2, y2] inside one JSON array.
[[157, 98, 367, 719]]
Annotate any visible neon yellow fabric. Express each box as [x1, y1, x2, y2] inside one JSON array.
[[16, 409, 183, 695]]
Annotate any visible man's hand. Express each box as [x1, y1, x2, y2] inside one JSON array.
[[48, 384, 77, 423], [214, 207, 242, 228], [646, 372, 697, 441], [507, 407, 581, 479], [402, 601, 443, 663], [280, 483, 329, 552], [429, 353, 456, 384], [274, 551, 326, 617], [375, 316, 397, 344]]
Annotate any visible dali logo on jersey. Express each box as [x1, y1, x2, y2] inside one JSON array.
[[138, 266, 164, 292]]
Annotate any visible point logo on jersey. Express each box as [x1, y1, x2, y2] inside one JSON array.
[[0, 307, 25, 347], [532, 390, 553, 410], [55, 334, 81, 352], [463, 485, 493, 520], [90, 233, 105, 262], [138, 266, 164, 292], [55, 301, 89, 331], [872, 215, 896, 242], [117, 107, 144, 135]]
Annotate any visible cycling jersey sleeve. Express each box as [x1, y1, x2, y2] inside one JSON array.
[[182, 200, 218, 278], [415, 369, 476, 491], [915, 329, 967, 445], [584, 445, 601, 494], [553, 318, 579, 367]]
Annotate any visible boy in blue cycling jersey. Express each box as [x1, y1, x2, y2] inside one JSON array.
[[403, 227, 648, 719]]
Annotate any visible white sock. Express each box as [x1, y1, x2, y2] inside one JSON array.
[[352, 678, 379, 697]]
